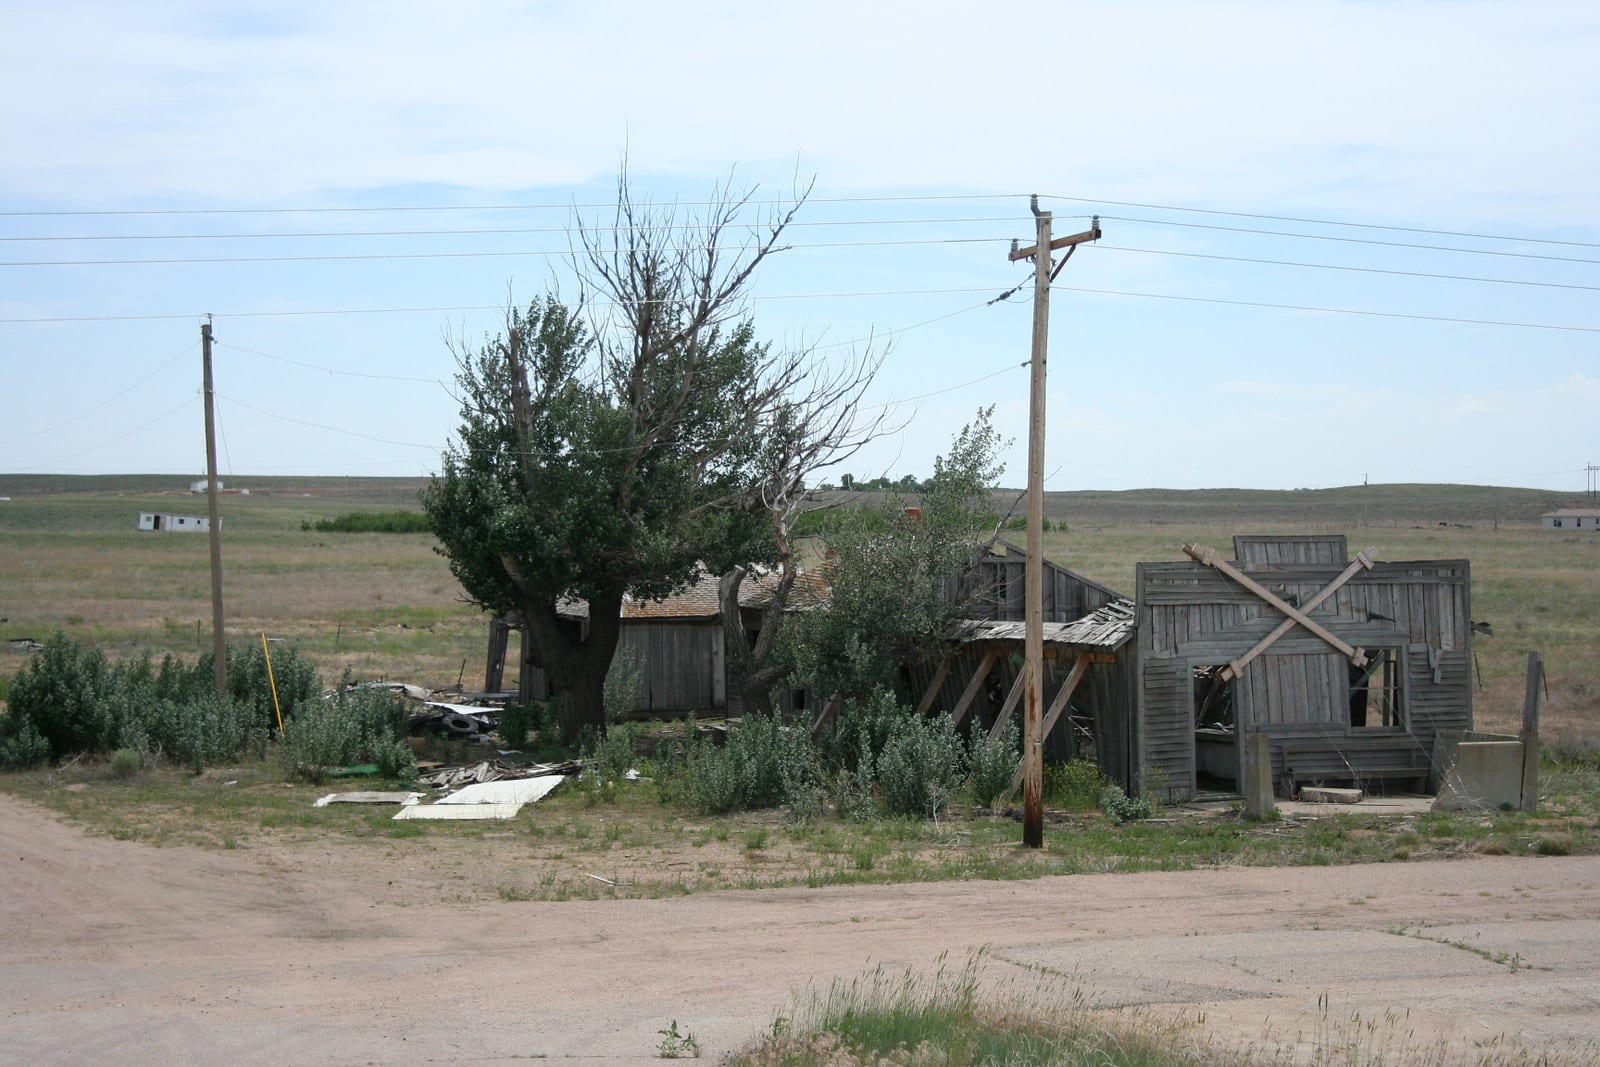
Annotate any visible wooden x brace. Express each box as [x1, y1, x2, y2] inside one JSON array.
[[1182, 544, 1372, 677]]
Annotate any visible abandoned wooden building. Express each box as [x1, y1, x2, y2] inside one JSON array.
[[910, 533, 1473, 802], [487, 532, 1473, 804]]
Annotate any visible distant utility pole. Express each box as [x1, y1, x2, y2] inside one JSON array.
[[201, 318, 227, 696], [1587, 462, 1599, 504], [1007, 199, 1100, 849]]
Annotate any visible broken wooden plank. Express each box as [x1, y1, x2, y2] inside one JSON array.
[[914, 653, 955, 715], [1299, 786, 1363, 804], [987, 665, 1029, 740]]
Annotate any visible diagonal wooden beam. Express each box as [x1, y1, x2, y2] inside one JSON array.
[[914, 653, 955, 715], [950, 648, 1003, 727], [809, 691, 844, 744], [1007, 654, 1089, 792], [987, 664, 1029, 740], [1183, 544, 1367, 668], [1220, 547, 1377, 681]]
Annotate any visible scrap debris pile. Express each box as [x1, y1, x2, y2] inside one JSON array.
[[315, 683, 588, 820]]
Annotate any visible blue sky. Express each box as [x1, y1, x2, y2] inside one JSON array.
[[3, 1, 1598, 491]]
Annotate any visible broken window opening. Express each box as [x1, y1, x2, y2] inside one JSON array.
[[1349, 648, 1402, 730], [1193, 664, 1239, 791]]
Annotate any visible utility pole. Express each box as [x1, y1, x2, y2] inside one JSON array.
[[201, 318, 227, 696], [1008, 199, 1100, 848]]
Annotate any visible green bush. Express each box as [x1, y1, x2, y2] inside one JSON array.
[[109, 748, 141, 779], [1045, 759, 1104, 811], [878, 712, 967, 819], [301, 511, 432, 534], [965, 717, 1019, 808], [819, 688, 904, 775], [279, 685, 410, 782], [603, 648, 644, 725], [496, 702, 550, 749], [1098, 784, 1151, 824], [3, 632, 118, 759], [679, 714, 818, 815], [580, 722, 638, 802], [0, 716, 50, 769]]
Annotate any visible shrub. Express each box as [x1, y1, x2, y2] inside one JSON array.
[[819, 688, 904, 775], [109, 748, 141, 779], [680, 714, 818, 815], [580, 722, 638, 802], [878, 712, 967, 819], [3, 632, 117, 759], [0, 716, 50, 769], [603, 647, 644, 725], [1098, 784, 1151, 824], [965, 717, 1020, 808], [495, 702, 548, 749], [302, 511, 432, 534], [279, 685, 409, 782], [1045, 759, 1104, 812]]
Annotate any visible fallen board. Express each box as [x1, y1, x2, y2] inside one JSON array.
[[393, 803, 524, 821], [313, 792, 422, 808], [437, 775, 564, 806]]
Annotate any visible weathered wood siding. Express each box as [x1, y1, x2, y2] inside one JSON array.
[[1234, 534, 1349, 568], [961, 553, 1122, 623], [1135, 557, 1472, 800], [617, 621, 725, 714]]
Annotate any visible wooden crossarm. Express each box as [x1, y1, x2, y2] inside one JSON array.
[[1182, 544, 1368, 668], [1220, 547, 1377, 680]]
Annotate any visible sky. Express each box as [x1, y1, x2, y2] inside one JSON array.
[[2, 1, 1598, 492]]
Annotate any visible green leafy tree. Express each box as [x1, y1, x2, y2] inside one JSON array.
[[425, 172, 866, 740], [779, 407, 1008, 704]]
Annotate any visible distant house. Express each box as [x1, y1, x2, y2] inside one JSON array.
[[1540, 507, 1600, 531], [138, 512, 215, 532], [189, 479, 220, 494]]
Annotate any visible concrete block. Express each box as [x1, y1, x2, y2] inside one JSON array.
[[1300, 786, 1363, 804], [1434, 741, 1524, 811]]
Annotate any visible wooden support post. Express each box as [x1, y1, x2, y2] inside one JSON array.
[[950, 648, 1003, 727], [987, 664, 1029, 740], [1243, 731, 1276, 818], [485, 617, 510, 693], [915, 653, 955, 715], [1520, 651, 1543, 814]]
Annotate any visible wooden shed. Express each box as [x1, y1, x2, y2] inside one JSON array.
[[1134, 534, 1472, 802], [486, 568, 826, 716]]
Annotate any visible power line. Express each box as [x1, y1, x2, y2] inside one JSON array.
[[0, 286, 1020, 325], [219, 341, 450, 386], [0, 192, 1032, 219], [1104, 215, 1600, 266], [0, 235, 1011, 268], [217, 393, 441, 450], [0, 214, 1044, 243], [61, 395, 198, 460], [1056, 283, 1600, 334], [0, 341, 196, 446], [1097, 244, 1600, 294], [1043, 193, 1600, 250]]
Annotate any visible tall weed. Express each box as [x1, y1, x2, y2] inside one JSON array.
[[878, 712, 967, 819]]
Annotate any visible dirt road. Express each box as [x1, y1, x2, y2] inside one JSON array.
[[3, 793, 1597, 1065]]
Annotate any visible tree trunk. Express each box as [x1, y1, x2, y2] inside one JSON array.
[[719, 565, 795, 719], [521, 590, 624, 743]]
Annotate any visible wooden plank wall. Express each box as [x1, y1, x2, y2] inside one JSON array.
[[618, 621, 722, 714], [1135, 558, 1472, 800], [963, 557, 1121, 623]]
